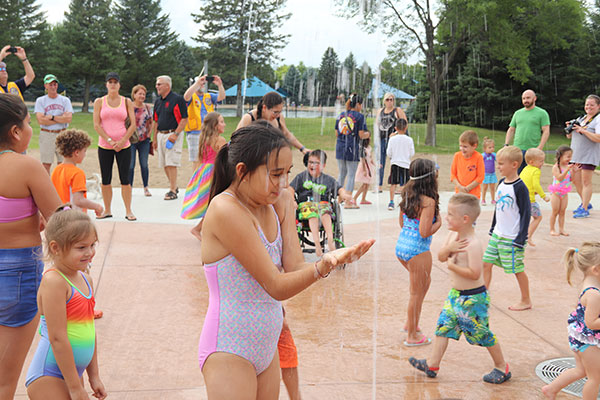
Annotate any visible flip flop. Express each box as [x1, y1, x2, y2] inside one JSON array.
[[125, 215, 137, 221], [403, 336, 431, 347], [483, 364, 511, 384], [408, 357, 438, 378], [508, 305, 532, 311], [360, 200, 372, 205], [96, 214, 112, 220]]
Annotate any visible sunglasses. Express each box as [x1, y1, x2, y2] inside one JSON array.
[[0, 67, 6, 72], [385, 98, 394, 102]]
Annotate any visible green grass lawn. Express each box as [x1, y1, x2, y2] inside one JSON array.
[[28, 113, 571, 162]]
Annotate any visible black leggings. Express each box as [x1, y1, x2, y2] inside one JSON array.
[[98, 147, 131, 185]]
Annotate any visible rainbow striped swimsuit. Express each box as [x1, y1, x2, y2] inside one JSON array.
[[25, 270, 96, 386], [181, 146, 217, 219]]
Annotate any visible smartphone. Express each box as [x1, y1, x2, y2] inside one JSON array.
[[7, 47, 17, 53], [206, 76, 215, 83]]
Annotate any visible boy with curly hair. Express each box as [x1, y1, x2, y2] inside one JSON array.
[[51, 129, 103, 217]]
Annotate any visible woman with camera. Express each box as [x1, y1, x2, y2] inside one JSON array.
[[567, 94, 600, 218]]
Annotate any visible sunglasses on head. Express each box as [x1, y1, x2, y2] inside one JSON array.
[[0, 67, 6, 72]]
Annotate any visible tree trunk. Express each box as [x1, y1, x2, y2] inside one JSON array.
[[236, 82, 242, 117], [82, 77, 90, 113], [426, 87, 438, 146]]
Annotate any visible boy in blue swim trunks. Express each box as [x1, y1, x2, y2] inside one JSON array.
[[289, 149, 352, 256], [409, 193, 511, 384], [483, 145, 532, 311]]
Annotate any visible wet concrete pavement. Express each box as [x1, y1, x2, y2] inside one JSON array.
[[14, 189, 598, 399]]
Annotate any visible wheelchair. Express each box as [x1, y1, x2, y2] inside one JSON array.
[[295, 194, 345, 254]]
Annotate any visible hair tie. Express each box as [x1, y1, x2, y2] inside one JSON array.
[[574, 248, 579, 253], [410, 170, 435, 180], [62, 205, 71, 211]]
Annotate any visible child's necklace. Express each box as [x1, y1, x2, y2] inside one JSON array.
[[0, 149, 15, 155]]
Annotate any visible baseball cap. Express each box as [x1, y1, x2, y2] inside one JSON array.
[[44, 74, 59, 84], [105, 72, 120, 82]]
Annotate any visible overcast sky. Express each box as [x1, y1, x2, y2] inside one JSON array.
[[38, 0, 393, 69]]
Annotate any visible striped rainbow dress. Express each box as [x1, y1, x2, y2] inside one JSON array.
[[25, 270, 96, 386], [181, 145, 217, 219]]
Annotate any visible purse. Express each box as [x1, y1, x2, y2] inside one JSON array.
[[125, 98, 139, 143]]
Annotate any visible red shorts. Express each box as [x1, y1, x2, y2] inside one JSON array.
[[278, 325, 298, 368]]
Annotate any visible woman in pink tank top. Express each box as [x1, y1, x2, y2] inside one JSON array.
[[93, 72, 137, 221], [199, 123, 374, 399]]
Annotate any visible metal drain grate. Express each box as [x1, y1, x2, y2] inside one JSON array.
[[535, 357, 600, 398]]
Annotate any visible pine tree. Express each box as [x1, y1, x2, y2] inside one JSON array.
[[193, 0, 290, 116], [114, 0, 180, 94], [55, 0, 123, 111], [318, 47, 339, 105]]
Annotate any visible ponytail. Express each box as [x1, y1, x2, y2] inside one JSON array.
[[209, 144, 233, 201], [563, 242, 600, 285], [564, 248, 578, 285]]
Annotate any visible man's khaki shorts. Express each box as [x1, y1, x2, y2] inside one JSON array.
[[157, 132, 184, 168]]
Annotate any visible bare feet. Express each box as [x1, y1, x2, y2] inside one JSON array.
[[528, 239, 536, 247], [190, 227, 202, 241], [541, 385, 556, 399], [560, 231, 570, 236], [550, 230, 559, 236], [508, 302, 532, 311]]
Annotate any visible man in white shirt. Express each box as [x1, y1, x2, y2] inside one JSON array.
[[35, 74, 73, 173]]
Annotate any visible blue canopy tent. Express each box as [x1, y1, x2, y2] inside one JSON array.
[[368, 78, 415, 100], [224, 76, 284, 98]]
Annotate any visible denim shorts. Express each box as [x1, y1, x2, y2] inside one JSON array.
[[0, 246, 43, 327]]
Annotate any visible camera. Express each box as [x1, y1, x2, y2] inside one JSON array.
[[7, 46, 17, 53], [206, 76, 215, 83], [564, 119, 580, 135]]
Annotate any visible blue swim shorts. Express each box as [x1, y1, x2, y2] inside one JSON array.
[[435, 286, 497, 347], [483, 173, 497, 184], [0, 246, 44, 327]]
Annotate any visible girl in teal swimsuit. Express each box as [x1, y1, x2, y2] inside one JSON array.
[[396, 159, 441, 347]]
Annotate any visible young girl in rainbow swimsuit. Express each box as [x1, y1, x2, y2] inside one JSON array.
[[26, 207, 106, 400]]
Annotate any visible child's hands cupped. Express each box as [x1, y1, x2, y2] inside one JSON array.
[[89, 376, 107, 399], [321, 239, 376, 270]]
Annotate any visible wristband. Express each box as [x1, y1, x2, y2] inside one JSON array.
[[503, 144, 509, 147], [314, 260, 329, 279], [299, 145, 306, 153], [21, 58, 28, 62]]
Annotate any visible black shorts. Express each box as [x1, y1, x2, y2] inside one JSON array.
[[390, 165, 409, 186]]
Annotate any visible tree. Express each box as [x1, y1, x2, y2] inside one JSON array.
[[338, 0, 585, 146], [342, 52, 357, 93], [282, 64, 301, 101], [193, 0, 290, 116], [0, 0, 50, 100], [318, 47, 339, 104], [114, 0, 180, 94], [55, 0, 123, 112]]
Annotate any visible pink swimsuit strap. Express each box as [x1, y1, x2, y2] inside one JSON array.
[[0, 195, 38, 222]]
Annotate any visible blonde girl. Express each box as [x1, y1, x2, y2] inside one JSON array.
[[549, 145, 574, 236], [542, 242, 600, 400], [25, 206, 106, 400], [181, 112, 227, 240], [481, 137, 497, 205]]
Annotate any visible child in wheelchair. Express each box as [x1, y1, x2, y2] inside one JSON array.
[[289, 149, 353, 256]]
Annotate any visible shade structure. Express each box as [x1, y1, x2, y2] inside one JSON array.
[[224, 76, 284, 98], [368, 78, 415, 100]]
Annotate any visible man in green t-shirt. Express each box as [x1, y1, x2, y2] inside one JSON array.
[[504, 89, 550, 172]]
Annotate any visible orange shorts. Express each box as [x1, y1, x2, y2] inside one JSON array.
[[278, 325, 298, 368]]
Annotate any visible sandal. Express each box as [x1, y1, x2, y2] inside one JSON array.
[[125, 215, 137, 221], [403, 336, 432, 347], [164, 190, 178, 200], [360, 200, 372, 205], [408, 357, 438, 378], [144, 187, 152, 197], [483, 364, 511, 384], [344, 200, 360, 209]]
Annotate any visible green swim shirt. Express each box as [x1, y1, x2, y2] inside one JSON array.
[[509, 106, 550, 150]]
